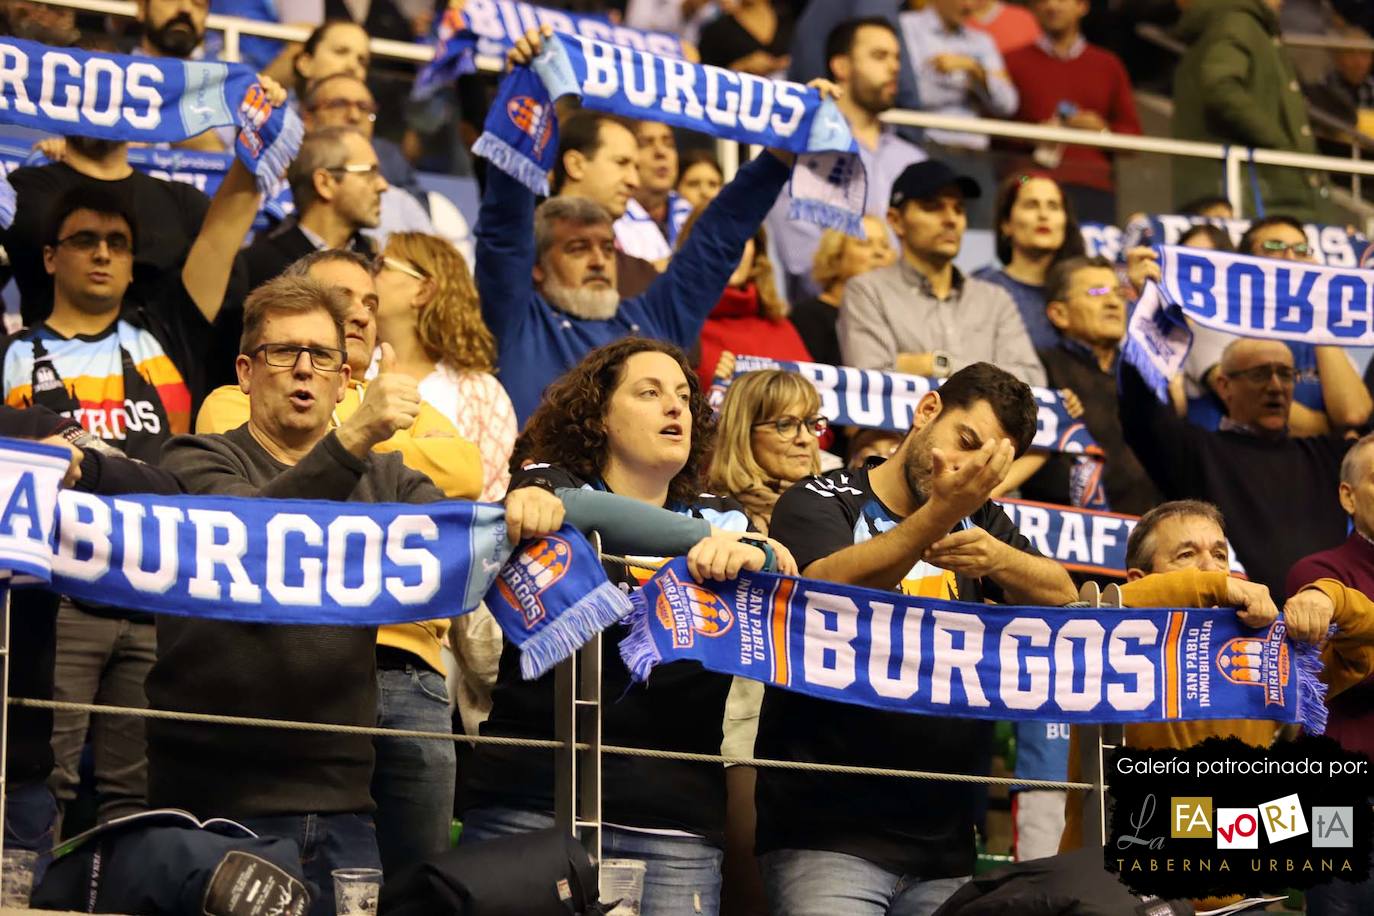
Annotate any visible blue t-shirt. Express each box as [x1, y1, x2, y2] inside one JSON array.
[[973, 267, 1056, 352], [1014, 720, 1071, 786]]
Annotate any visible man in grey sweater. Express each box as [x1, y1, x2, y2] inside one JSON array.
[[838, 160, 1046, 387], [156, 275, 440, 916]]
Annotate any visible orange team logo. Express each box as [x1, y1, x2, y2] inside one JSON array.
[[507, 96, 554, 157], [239, 83, 272, 130], [497, 536, 572, 628], [1216, 636, 1288, 689], [654, 568, 735, 649]]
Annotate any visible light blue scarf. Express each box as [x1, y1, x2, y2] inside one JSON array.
[[472, 32, 867, 235], [0, 38, 302, 226]]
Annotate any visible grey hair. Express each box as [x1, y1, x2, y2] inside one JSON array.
[[284, 248, 376, 278], [1124, 500, 1227, 573], [1340, 432, 1374, 486], [287, 125, 364, 212], [533, 195, 613, 262]]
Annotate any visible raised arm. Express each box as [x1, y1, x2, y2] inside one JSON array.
[[1118, 358, 1201, 498], [1314, 346, 1372, 429], [637, 151, 792, 345], [473, 167, 539, 342]]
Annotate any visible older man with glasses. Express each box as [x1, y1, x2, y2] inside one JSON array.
[[158, 274, 448, 916]]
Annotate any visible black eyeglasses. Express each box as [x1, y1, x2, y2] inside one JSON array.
[[56, 231, 132, 254], [754, 415, 828, 439], [1260, 239, 1313, 258], [1225, 363, 1296, 385], [249, 343, 346, 373]]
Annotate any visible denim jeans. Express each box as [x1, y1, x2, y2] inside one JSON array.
[[237, 813, 381, 916], [759, 849, 968, 916], [371, 665, 456, 877], [461, 806, 723, 915], [48, 602, 155, 829], [5, 780, 57, 885]]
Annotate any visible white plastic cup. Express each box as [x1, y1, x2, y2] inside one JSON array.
[[332, 867, 383, 916], [1, 848, 38, 909], [599, 858, 647, 916]]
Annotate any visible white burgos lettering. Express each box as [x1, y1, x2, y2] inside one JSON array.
[[463, 0, 684, 58], [802, 591, 858, 689], [0, 43, 163, 128]]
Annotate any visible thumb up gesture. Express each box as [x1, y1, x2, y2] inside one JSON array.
[[337, 343, 422, 457]]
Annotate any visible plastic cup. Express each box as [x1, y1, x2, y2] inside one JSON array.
[[332, 867, 383, 916], [1, 848, 38, 908], [599, 858, 647, 916]]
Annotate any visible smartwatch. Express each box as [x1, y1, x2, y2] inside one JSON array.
[[933, 351, 953, 378]]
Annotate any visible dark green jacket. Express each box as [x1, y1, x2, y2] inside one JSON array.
[[1171, 0, 1335, 221]]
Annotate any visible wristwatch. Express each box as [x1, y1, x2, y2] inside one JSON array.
[[740, 537, 778, 573], [933, 351, 953, 378]]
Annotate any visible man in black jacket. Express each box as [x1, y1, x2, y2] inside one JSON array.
[[156, 274, 438, 916]]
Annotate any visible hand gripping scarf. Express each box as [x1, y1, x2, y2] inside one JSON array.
[[471, 32, 867, 235], [0, 38, 303, 227], [0, 439, 628, 676], [1124, 245, 1374, 400], [620, 558, 1327, 732]]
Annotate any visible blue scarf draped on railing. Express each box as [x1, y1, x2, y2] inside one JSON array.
[[414, 0, 686, 97], [0, 439, 628, 676], [620, 558, 1325, 731], [1123, 245, 1374, 400], [1079, 216, 1370, 267], [0, 136, 293, 230], [471, 32, 867, 235], [0, 38, 302, 227]]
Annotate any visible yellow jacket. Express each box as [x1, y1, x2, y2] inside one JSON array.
[[195, 381, 485, 672]]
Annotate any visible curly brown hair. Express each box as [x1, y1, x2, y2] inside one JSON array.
[[512, 338, 715, 506]]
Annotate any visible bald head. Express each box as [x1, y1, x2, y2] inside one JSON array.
[[1215, 338, 1294, 434]]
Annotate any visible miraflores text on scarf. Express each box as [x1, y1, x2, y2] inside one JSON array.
[[471, 32, 867, 235], [1124, 245, 1374, 400], [724, 355, 1111, 509], [620, 558, 1326, 731], [0, 136, 293, 230], [0, 38, 302, 226], [0, 438, 627, 678], [415, 0, 686, 96], [1081, 214, 1370, 267]]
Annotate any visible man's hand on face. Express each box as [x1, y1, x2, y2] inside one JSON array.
[[336, 342, 421, 458], [927, 438, 1014, 525]]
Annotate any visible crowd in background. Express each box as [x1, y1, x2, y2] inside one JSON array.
[[0, 1, 1372, 915]]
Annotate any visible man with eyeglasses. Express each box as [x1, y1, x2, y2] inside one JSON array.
[[300, 74, 436, 245], [1181, 215, 1372, 435], [0, 130, 278, 835], [760, 362, 1075, 916], [1121, 328, 1355, 606], [157, 275, 445, 916]]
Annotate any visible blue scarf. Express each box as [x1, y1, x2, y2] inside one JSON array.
[[0, 135, 294, 230], [1080, 216, 1371, 266], [1123, 245, 1374, 400], [472, 32, 867, 235], [0, 438, 627, 672], [620, 558, 1326, 731], [0, 38, 302, 227], [415, 0, 686, 97], [997, 498, 1247, 579]]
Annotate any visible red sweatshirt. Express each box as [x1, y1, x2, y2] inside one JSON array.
[[1004, 40, 1141, 191], [696, 283, 812, 391]]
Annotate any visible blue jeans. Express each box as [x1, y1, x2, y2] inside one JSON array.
[[461, 806, 723, 915], [371, 665, 456, 877], [237, 813, 381, 916], [760, 849, 968, 916], [5, 780, 56, 884]]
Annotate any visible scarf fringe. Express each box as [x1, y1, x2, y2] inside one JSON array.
[[788, 197, 864, 237], [1120, 334, 1173, 404], [617, 590, 660, 683], [517, 579, 633, 680], [473, 131, 551, 197], [252, 107, 304, 199], [1293, 627, 1331, 735]]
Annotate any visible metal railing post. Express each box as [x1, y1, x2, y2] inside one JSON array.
[[0, 589, 11, 903], [222, 24, 240, 64], [553, 535, 603, 867], [1224, 146, 1245, 218]]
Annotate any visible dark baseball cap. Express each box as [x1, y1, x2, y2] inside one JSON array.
[[888, 160, 982, 209]]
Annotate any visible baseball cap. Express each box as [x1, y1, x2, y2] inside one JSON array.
[[889, 160, 982, 209]]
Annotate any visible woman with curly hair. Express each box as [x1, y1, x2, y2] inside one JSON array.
[[464, 338, 791, 916], [373, 231, 517, 501]]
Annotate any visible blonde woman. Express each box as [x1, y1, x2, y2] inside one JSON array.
[[374, 231, 517, 502], [708, 369, 824, 916], [790, 214, 896, 367]]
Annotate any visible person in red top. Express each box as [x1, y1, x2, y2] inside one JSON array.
[[687, 220, 812, 391], [966, 0, 1041, 56], [1003, 0, 1141, 223]]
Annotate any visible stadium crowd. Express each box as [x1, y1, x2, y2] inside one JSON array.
[[0, 0, 1372, 914]]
